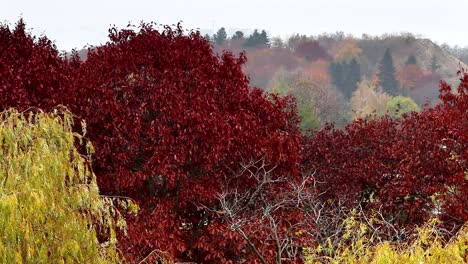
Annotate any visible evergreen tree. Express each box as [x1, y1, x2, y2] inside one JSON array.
[[260, 30, 270, 47], [213, 27, 227, 45], [244, 29, 269, 48], [329, 58, 361, 99], [232, 30, 244, 40], [378, 48, 399, 96], [204, 34, 211, 42], [348, 58, 361, 97], [244, 29, 260, 47], [405, 54, 417, 65]]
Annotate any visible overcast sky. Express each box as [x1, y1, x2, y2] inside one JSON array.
[[2, 0, 467, 51]]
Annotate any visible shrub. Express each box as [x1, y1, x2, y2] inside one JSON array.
[[303, 72, 467, 229], [305, 215, 468, 263]]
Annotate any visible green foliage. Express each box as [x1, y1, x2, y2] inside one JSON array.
[[244, 29, 270, 48], [387, 96, 420, 118], [271, 77, 290, 96], [213, 27, 227, 45], [231, 30, 244, 40], [0, 109, 136, 263], [297, 100, 321, 133], [378, 48, 399, 96], [329, 58, 361, 99], [272, 77, 320, 132]]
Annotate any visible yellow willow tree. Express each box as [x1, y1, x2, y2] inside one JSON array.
[[0, 108, 137, 264]]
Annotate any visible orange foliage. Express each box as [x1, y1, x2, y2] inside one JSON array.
[[301, 59, 331, 84], [332, 38, 362, 63], [397, 64, 425, 90]]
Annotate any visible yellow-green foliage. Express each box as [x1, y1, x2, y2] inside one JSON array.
[[386, 96, 420, 118], [0, 108, 137, 264], [305, 215, 467, 264], [272, 78, 321, 132]]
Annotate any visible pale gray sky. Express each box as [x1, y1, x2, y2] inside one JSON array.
[[2, 0, 467, 50]]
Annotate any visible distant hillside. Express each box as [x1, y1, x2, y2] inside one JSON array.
[[231, 32, 467, 107], [355, 36, 466, 86]]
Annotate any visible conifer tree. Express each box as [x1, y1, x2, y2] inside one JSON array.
[[231, 30, 244, 40], [378, 48, 399, 95], [260, 30, 270, 47], [244, 29, 269, 48], [213, 27, 227, 45], [329, 58, 361, 99]]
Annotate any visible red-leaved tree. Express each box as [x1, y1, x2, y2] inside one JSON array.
[[0, 20, 304, 263], [303, 71, 467, 231], [0, 19, 75, 109]]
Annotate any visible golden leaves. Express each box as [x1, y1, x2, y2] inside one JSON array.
[[0, 109, 133, 263]]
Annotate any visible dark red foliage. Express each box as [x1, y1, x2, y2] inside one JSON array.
[[303, 73, 467, 228], [0, 20, 302, 262], [0, 19, 74, 109], [293, 40, 331, 62]]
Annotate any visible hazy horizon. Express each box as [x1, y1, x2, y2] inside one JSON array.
[[2, 0, 467, 50]]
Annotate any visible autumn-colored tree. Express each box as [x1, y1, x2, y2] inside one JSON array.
[[301, 59, 332, 83], [271, 70, 321, 132], [397, 64, 425, 95], [244, 47, 303, 88], [331, 38, 362, 63], [271, 66, 346, 129], [0, 19, 72, 109], [0, 109, 135, 263], [0, 20, 303, 263], [73, 24, 303, 263], [303, 72, 467, 230], [294, 40, 331, 62], [350, 79, 392, 120]]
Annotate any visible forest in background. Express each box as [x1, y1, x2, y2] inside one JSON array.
[[205, 27, 467, 129]]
